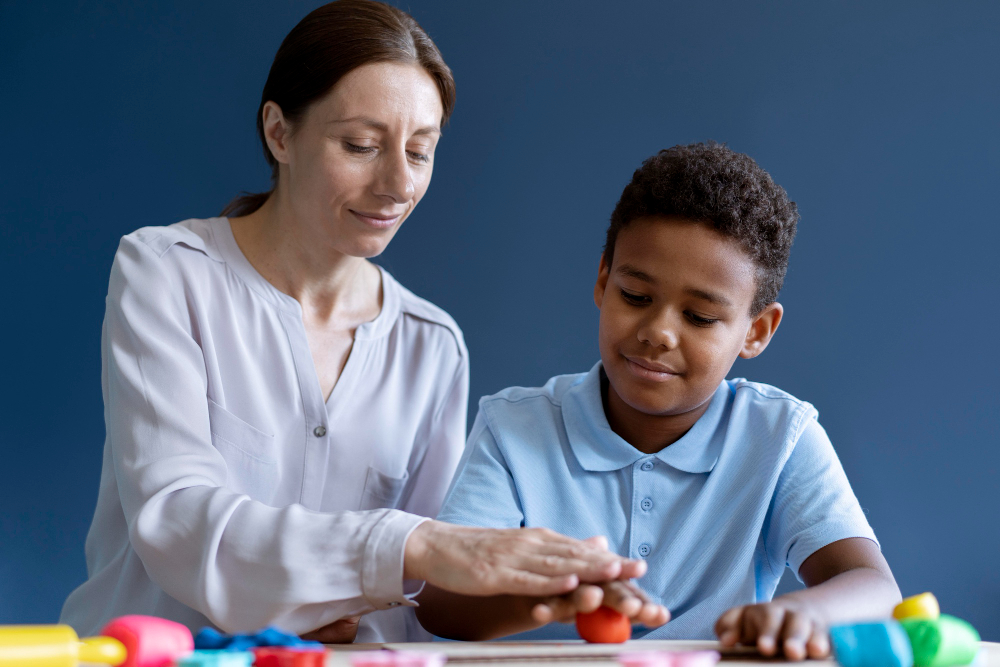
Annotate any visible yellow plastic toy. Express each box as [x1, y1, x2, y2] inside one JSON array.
[[894, 592, 941, 621], [0, 624, 126, 667]]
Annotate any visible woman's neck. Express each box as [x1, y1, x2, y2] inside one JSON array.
[[229, 192, 381, 323]]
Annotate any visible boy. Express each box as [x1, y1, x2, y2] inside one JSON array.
[[416, 143, 900, 659]]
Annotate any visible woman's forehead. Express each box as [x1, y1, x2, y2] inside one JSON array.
[[310, 62, 444, 130]]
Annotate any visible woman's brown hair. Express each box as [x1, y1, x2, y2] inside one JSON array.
[[221, 0, 455, 218]]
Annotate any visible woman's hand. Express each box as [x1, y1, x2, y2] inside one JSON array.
[[300, 616, 361, 644], [531, 579, 670, 628], [715, 600, 829, 661], [404, 521, 646, 597]]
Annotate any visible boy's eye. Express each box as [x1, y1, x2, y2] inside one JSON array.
[[685, 311, 719, 327], [619, 289, 650, 305]]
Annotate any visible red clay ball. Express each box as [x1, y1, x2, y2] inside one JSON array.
[[575, 606, 632, 643]]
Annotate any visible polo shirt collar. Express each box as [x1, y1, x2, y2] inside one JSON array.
[[562, 362, 728, 474]]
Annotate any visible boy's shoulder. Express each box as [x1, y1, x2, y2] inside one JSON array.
[[479, 370, 589, 412]]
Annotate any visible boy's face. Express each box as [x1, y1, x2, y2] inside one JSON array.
[[594, 216, 782, 429]]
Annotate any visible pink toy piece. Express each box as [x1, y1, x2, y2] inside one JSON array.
[[618, 651, 674, 667], [100, 615, 194, 667], [390, 651, 447, 667], [672, 651, 721, 667], [349, 651, 398, 667]]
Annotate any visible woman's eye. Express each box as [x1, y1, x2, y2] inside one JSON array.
[[407, 150, 431, 164], [686, 312, 719, 326], [620, 289, 649, 305], [344, 142, 376, 154]]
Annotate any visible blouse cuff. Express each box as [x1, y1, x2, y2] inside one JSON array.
[[361, 510, 429, 610]]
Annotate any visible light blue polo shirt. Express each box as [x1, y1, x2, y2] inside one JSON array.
[[436, 362, 878, 640]]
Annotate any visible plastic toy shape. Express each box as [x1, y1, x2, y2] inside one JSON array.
[[101, 615, 194, 667], [195, 627, 320, 651], [900, 616, 980, 667], [348, 651, 446, 667], [830, 621, 914, 667], [0, 624, 126, 667], [672, 651, 721, 667], [252, 646, 327, 667], [576, 606, 632, 644], [174, 649, 253, 667], [893, 593, 941, 621]]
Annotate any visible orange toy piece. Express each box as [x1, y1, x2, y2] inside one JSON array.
[[576, 606, 632, 644]]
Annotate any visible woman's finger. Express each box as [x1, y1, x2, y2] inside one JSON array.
[[715, 606, 745, 646]]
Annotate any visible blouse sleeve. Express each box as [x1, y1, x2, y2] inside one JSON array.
[[105, 235, 427, 633]]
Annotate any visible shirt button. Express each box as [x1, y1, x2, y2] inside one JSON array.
[[640, 461, 654, 471], [640, 498, 653, 512], [638, 543, 652, 557], [387, 601, 401, 608], [313, 426, 327, 437]]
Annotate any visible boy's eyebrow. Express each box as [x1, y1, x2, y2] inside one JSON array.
[[617, 264, 733, 307], [685, 287, 733, 308]]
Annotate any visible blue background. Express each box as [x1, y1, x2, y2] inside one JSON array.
[[2, 0, 998, 638]]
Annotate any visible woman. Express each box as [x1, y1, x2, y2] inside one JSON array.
[[60, 0, 640, 643]]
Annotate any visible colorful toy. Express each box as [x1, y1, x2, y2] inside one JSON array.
[[575, 606, 632, 644], [0, 624, 126, 667], [252, 646, 327, 667], [832, 595, 981, 667], [348, 651, 446, 667], [830, 620, 914, 667], [894, 593, 941, 621], [101, 615, 194, 667], [173, 650, 253, 667], [194, 627, 320, 652], [899, 616, 980, 667], [617, 650, 720, 667]]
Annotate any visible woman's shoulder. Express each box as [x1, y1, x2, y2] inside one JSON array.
[[119, 217, 223, 264], [379, 267, 467, 360]]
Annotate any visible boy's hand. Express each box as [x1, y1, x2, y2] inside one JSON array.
[[530, 579, 670, 628], [715, 600, 830, 661]]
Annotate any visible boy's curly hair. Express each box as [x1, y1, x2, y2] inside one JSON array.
[[605, 142, 799, 315]]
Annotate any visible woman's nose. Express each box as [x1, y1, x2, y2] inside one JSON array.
[[374, 148, 415, 203]]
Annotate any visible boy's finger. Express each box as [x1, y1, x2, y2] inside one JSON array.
[[598, 581, 642, 617], [568, 583, 605, 613], [806, 627, 831, 659], [744, 605, 784, 656], [715, 606, 745, 646], [639, 602, 670, 628], [779, 612, 811, 661]]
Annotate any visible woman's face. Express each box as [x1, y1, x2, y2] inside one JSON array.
[[269, 61, 444, 258]]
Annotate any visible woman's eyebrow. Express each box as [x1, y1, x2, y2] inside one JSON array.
[[329, 116, 440, 136]]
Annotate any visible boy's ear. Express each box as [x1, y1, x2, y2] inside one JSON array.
[[594, 254, 611, 309], [739, 302, 783, 359]]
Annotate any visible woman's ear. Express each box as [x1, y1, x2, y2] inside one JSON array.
[[261, 101, 292, 165], [594, 254, 611, 309], [739, 302, 783, 359]]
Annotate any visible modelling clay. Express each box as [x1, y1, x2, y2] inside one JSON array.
[[194, 627, 320, 651], [894, 593, 941, 621], [899, 615, 980, 667], [576, 606, 632, 643], [618, 652, 672, 667], [830, 620, 914, 667], [102, 615, 194, 667], [387, 651, 447, 667], [672, 651, 720, 667], [348, 652, 400, 667], [173, 649, 253, 667], [252, 646, 326, 667], [0, 624, 126, 667]]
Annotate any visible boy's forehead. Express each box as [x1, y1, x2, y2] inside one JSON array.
[[613, 217, 757, 302]]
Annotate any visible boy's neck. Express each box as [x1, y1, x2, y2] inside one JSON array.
[[601, 372, 712, 455]]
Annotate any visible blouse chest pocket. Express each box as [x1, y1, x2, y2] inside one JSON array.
[[358, 466, 410, 511], [207, 398, 278, 499]]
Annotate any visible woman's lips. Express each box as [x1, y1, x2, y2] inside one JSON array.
[[624, 356, 680, 382], [350, 210, 401, 229]]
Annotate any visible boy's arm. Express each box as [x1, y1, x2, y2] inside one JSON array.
[[715, 536, 900, 660]]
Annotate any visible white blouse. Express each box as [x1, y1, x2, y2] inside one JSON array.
[[60, 217, 469, 642]]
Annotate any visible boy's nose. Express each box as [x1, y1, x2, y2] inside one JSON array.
[[637, 313, 679, 349]]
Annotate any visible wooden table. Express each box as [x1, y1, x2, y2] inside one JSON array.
[[326, 641, 1000, 666]]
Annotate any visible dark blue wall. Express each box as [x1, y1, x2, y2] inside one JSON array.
[[2, 0, 998, 638]]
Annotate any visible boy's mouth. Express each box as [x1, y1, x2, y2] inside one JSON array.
[[623, 355, 680, 381]]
